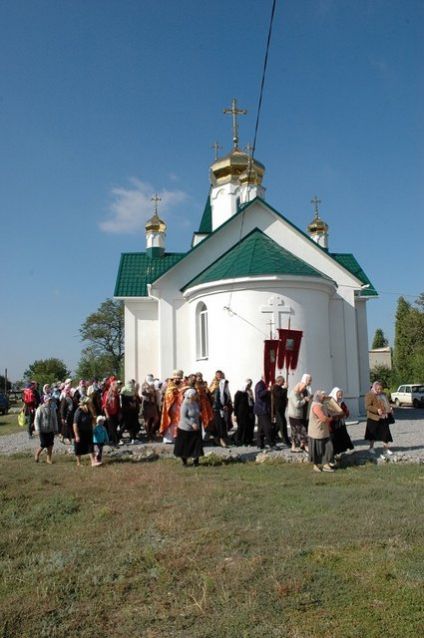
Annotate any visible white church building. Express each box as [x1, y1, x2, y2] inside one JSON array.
[[114, 102, 376, 416]]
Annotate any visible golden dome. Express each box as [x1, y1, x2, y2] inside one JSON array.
[[210, 148, 265, 186], [145, 213, 167, 234], [307, 215, 328, 234]]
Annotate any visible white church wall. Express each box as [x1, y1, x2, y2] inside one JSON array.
[[183, 278, 334, 394], [210, 183, 240, 230], [355, 298, 371, 412], [124, 300, 158, 382]]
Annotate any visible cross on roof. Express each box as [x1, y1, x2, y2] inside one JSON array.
[[211, 141, 222, 160], [223, 98, 247, 149], [151, 193, 162, 215], [310, 195, 322, 218]]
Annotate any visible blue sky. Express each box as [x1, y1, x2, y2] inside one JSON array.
[[0, 0, 423, 381]]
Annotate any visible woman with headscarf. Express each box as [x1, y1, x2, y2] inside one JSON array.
[[308, 390, 335, 472], [73, 397, 98, 467], [364, 381, 394, 457], [174, 388, 204, 466], [287, 373, 312, 453], [34, 395, 58, 464], [209, 370, 232, 447], [59, 386, 76, 444], [328, 387, 354, 456], [120, 380, 141, 444], [233, 379, 255, 446], [102, 378, 121, 446], [160, 370, 184, 443]]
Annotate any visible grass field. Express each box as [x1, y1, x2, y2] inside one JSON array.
[[0, 412, 21, 437], [0, 456, 423, 637]]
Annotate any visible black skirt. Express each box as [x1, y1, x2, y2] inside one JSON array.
[[39, 431, 55, 449], [174, 428, 204, 459], [365, 418, 393, 443], [331, 423, 354, 454]]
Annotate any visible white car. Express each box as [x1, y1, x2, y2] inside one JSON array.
[[391, 384, 424, 408]]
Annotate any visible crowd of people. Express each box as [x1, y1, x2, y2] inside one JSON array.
[[22, 370, 394, 471]]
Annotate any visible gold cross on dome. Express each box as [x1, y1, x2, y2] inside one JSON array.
[[223, 98, 247, 149], [310, 195, 322, 218], [211, 141, 222, 160], [151, 193, 162, 215]]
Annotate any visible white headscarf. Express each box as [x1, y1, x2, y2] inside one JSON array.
[[329, 387, 342, 403]]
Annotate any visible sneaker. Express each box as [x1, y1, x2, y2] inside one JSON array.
[[118, 440, 125, 446], [322, 464, 335, 473], [130, 439, 136, 445], [385, 449, 393, 456], [368, 448, 376, 455], [313, 465, 322, 473]]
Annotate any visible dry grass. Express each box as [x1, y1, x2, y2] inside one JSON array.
[[0, 456, 423, 637]]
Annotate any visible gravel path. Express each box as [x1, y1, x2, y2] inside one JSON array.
[[1, 407, 423, 464]]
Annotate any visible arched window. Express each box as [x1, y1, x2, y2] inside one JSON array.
[[196, 302, 209, 359]]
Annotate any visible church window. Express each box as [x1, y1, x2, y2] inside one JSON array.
[[196, 302, 209, 359]]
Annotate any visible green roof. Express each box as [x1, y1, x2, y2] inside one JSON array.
[[114, 252, 185, 297], [330, 253, 378, 296], [198, 192, 212, 233], [182, 229, 331, 290]]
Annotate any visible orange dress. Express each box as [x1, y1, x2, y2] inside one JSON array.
[[196, 382, 214, 430], [160, 382, 184, 440]]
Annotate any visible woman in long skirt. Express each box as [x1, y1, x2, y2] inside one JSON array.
[[364, 381, 394, 457], [73, 397, 98, 467], [328, 387, 354, 456], [174, 389, 204, 467], [308, 390, 335, 473]]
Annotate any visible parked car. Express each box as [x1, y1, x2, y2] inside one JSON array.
[[0, 393, 9, 415], [391, 385, 424, 408]]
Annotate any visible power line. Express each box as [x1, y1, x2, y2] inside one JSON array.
[[252, 0, 278, 156]]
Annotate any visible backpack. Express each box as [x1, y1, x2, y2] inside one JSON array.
[[23, 387, 35, 405]]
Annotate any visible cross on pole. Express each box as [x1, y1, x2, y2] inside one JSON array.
[[266, 318, 275, 339], [223, 98, 247, 149], [211, 141, 222, 160], [310, 195, 321, 218], [151, 193, 162, 215]]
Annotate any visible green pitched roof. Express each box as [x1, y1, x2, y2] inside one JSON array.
[[330, 253, 378, 296], [114, 252, 185, 297], [198, 192, 212, 233], [182, 229, 331, 291]]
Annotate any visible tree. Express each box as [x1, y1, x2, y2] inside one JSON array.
[[369, 364, 392, 390], [78, 299, 124, 377], [371, 328, 388, 349], [0, 375, 12, 393], [24, 358, 70, 387], [75, 346, 120, 381], [393, 295, 424, 382]]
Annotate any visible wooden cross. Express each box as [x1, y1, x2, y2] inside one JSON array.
[[211, 141, 222, 160], [151, 193, 162, 215], [310, 195, 321, 218], [223, 98, 247, 149]]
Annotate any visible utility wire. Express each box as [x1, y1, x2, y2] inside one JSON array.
[[252, 0, 278, 157]]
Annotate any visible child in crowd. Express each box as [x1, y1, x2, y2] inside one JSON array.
[[93, 415, 109, 465]]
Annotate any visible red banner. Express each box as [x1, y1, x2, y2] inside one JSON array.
[[264, 339, 280, 386], [277, 329, 303, 371]]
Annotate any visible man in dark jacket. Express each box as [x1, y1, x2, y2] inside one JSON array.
[[254, 377, 276, 450], [271, 376, 290, 446]]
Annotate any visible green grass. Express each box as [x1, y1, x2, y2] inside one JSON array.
[[0, 412, 22, 436], [0, 457, 423, 637]]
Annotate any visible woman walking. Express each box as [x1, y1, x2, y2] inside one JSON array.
[[288, 374, 312, 453], [308, 390, 335, 473], [364, 381, 394, 457], [34, 395, 58, 464], [73, 397, 98, 467], [328, 387, 354, 456], [233, 379, 255, 446], [174, 389, 204, 467]]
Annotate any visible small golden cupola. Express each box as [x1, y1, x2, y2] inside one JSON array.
[[307, 195, 329, 250], [145, 194, 167, 258]]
